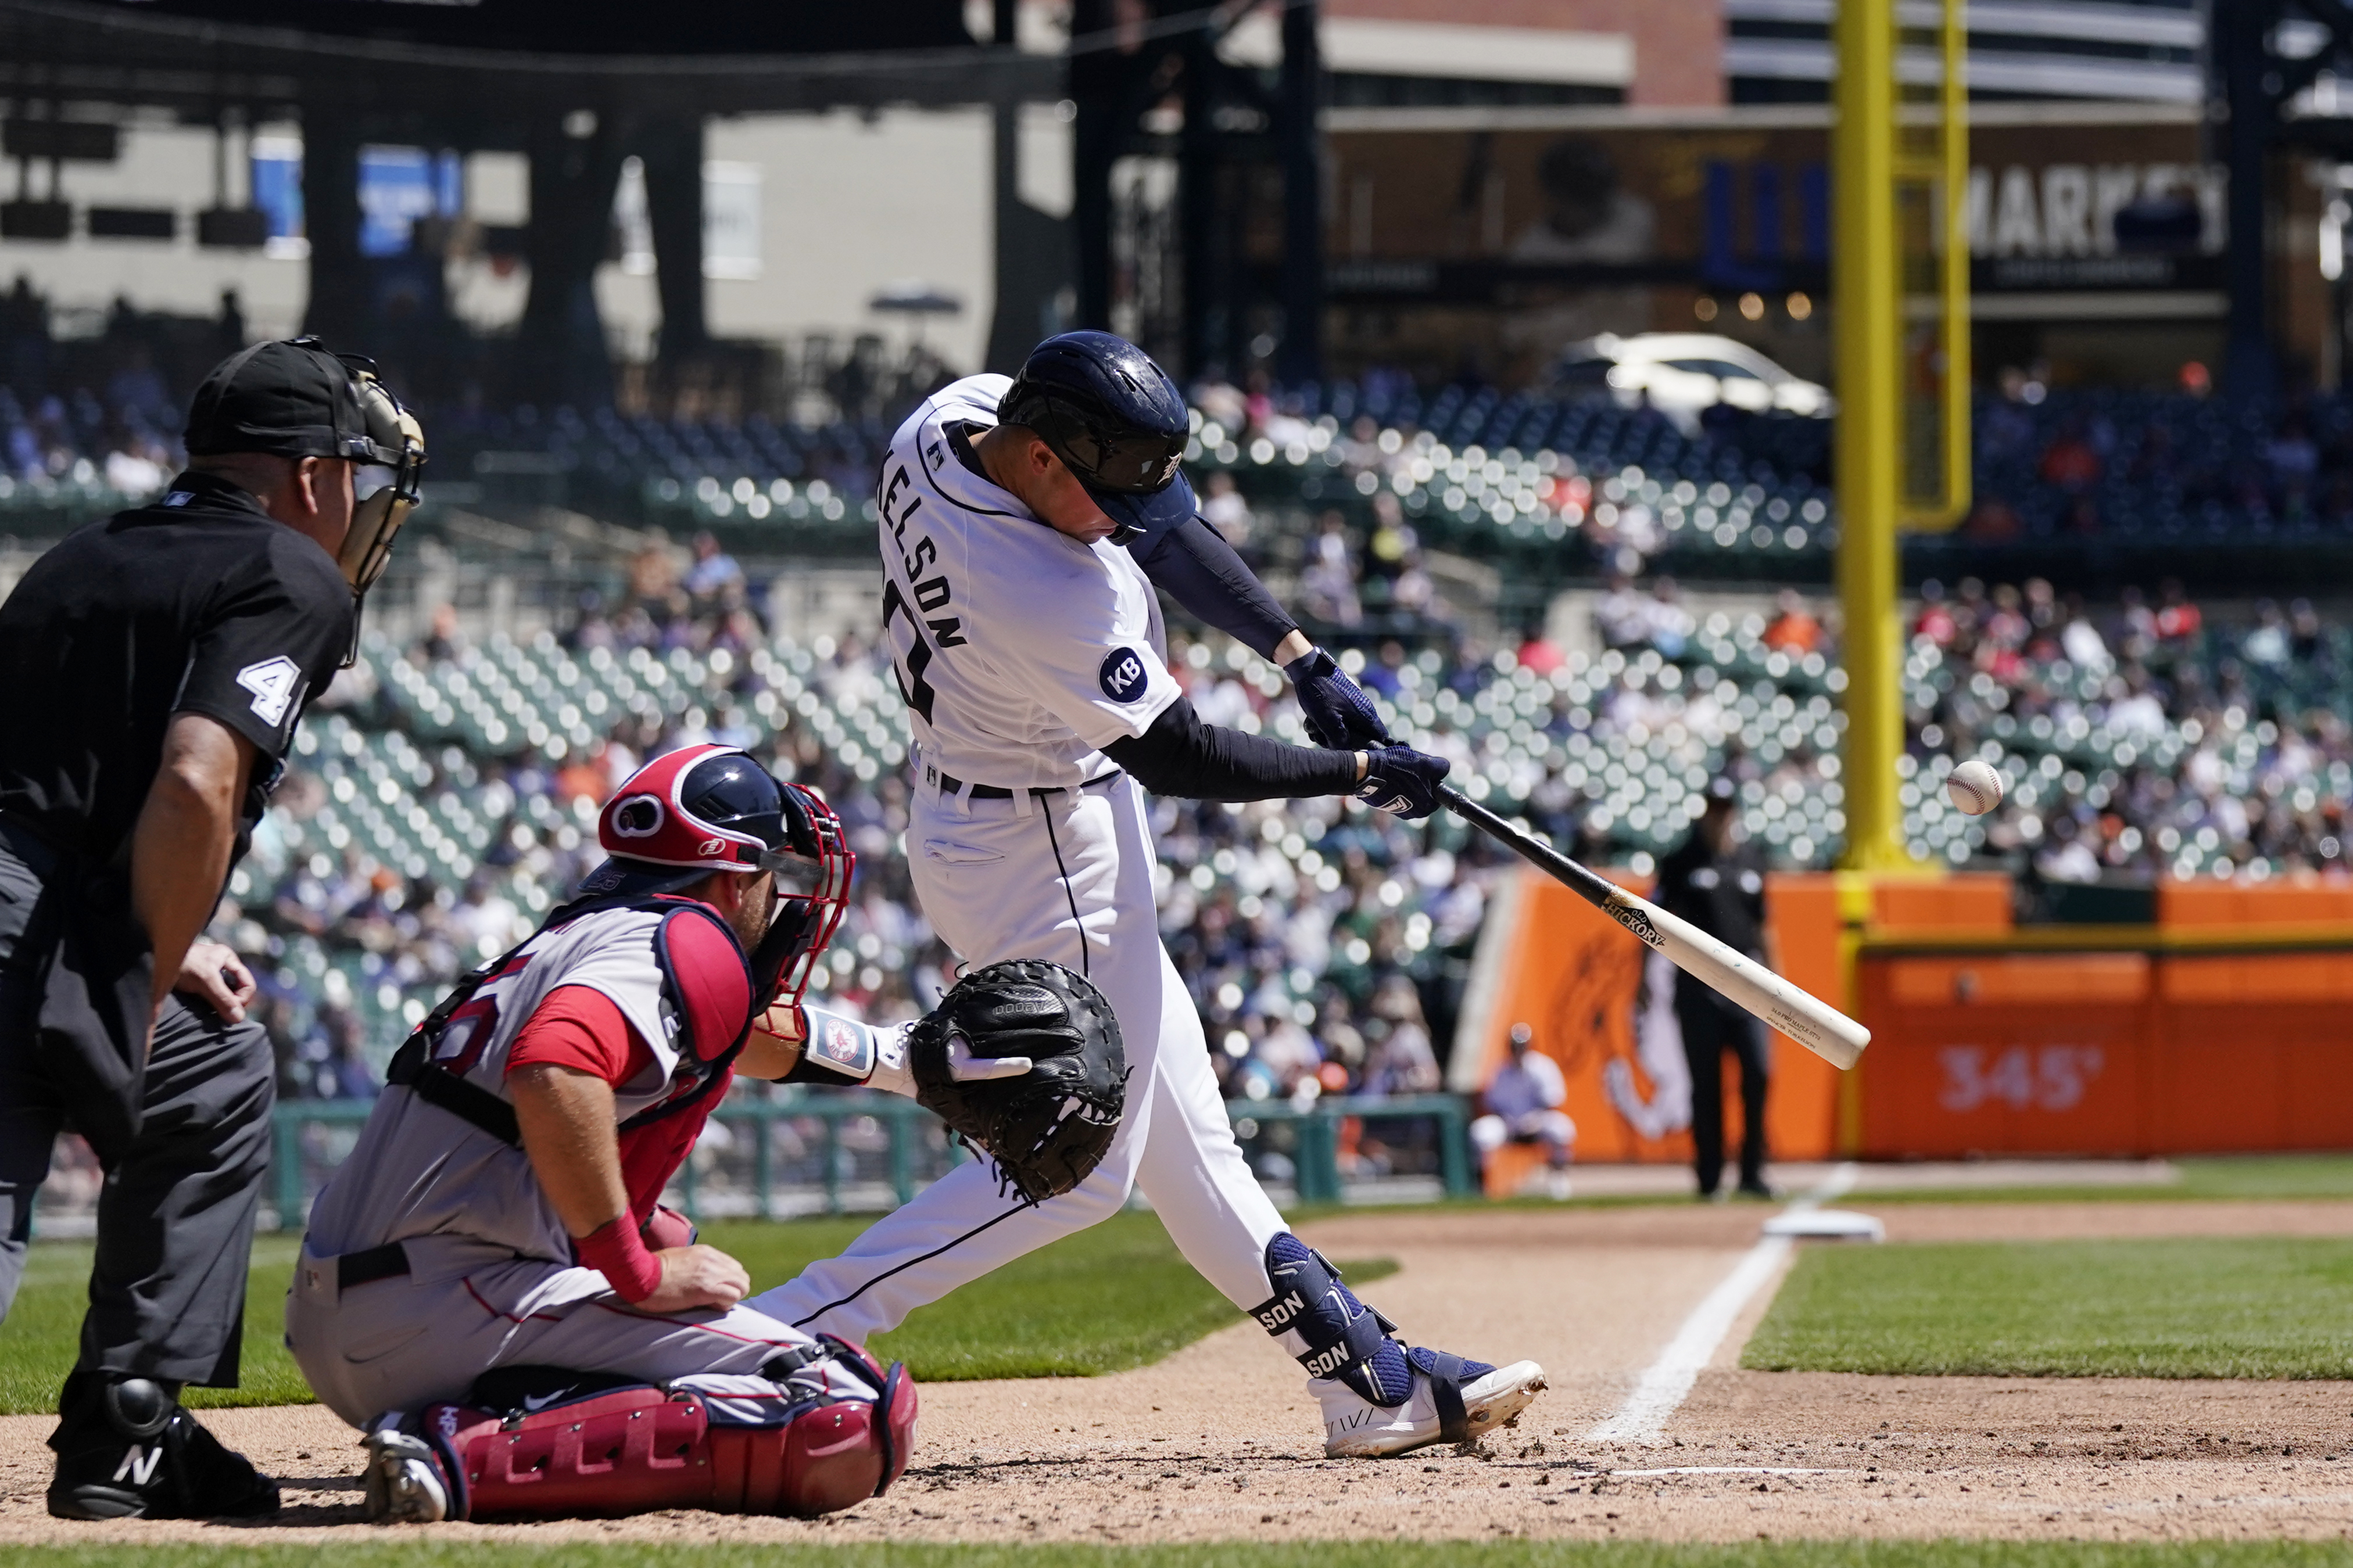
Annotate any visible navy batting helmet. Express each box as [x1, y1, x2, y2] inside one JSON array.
[[999, 331, 1195, 544]]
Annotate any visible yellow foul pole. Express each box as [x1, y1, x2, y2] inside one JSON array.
[[1833, 0, 1913, 871]]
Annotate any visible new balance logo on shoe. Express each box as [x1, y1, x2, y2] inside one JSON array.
[[112, 1444, 162, 1488]]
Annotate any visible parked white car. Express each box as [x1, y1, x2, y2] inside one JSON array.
[[1546, 333, 1833, 433]]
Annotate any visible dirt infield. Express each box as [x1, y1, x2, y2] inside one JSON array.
[[6, 1198, 2353, 1546]]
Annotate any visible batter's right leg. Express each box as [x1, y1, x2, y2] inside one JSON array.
[[746, 1104, 1152, 1340]]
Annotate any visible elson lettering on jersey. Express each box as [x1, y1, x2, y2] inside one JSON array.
[[1098, 647, 1150, 702], [879, 460, 966, 726]]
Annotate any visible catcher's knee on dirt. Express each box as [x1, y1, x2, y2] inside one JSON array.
[[366, 1340, 916, 1522]]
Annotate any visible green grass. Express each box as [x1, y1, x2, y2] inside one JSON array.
[[1745, 1236, 2353, 1379], [0, 1210, 1392, 1415], [1853, 1153, 2353, 1207], [5, 1541, 2351, 1568]]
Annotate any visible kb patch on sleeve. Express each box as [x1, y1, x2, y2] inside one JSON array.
[[235, 655, 305, 727], [1098, 646, 1151, 703]]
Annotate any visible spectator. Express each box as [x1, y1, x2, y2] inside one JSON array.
[[683, 530, 745, 605], [1593, 570, 1650, 650], [2155, 579, 2202, 644], [1198, 469, 1254, 551], [1299, 510, 1361, 627], [1515, 619, 1566, 679], [1761, 589, 1822, 655], [1470, 1024, 1575, 1199]]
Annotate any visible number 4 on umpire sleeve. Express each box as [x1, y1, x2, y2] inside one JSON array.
[[882, 578, 964, 724]]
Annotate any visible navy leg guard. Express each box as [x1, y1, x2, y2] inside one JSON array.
[[1249, 1235, 1414, 1406]]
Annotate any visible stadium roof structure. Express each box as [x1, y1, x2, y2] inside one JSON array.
[[0, 0, 1061, 122]]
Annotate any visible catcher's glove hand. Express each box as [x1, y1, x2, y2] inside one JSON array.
[[908, 959, 1127, 1204]]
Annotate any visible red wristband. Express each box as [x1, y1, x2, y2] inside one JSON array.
[[577, 1215, 663, 1304]]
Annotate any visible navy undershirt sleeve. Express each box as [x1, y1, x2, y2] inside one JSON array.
[[1103, 694, 1359, 802], [1129, 514, 1299, 660]]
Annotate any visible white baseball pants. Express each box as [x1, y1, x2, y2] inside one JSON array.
[[747, 774, 1287, 1340]]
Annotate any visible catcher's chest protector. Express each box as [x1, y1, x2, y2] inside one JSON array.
[[395, 893, 757, 1182], [421, 1348, 916, 1520]]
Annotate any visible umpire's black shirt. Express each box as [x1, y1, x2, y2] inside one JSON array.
[[1652, 827, 1767, 960], [0, 471, 354, 866]]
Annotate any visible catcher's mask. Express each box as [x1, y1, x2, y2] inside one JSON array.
[[338, 353, 426, 604], [586, 743, 854, 1006]]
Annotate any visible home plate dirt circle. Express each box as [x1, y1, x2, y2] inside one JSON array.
[[6, 1200, 2353, 1544]]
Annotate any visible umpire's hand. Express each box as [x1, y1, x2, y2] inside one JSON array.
[[174, 939, 258, 1024]]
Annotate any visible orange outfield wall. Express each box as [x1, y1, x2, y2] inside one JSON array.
[[1469, 867, 2353, 1164], [1854, 939, 2353, 1157], [1464, 869, 1870, 1165]]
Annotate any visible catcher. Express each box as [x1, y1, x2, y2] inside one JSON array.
[[286, 743, 1123, 1523]]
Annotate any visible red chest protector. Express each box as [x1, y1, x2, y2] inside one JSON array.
[[387, 891, 758, 1215]]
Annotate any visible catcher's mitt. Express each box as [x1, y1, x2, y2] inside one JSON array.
[[908, 959, 1127, 1204]]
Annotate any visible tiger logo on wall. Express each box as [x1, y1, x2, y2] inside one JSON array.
[[1538, 932, 1693, 1156]]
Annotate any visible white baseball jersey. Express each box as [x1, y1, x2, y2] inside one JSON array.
[[876, 375, 1182, 791]]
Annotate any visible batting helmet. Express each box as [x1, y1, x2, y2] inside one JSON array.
[[998, 330, 1195, 544]]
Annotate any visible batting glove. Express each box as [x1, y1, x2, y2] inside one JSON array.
[[1355, 744, 1451, 820], [1285, 645, 1394, 750]]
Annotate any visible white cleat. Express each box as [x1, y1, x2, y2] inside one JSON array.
[[361, 1424, 452, 1524], [1312, 1356, 1548, 1459]]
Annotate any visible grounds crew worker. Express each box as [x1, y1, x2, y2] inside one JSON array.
[[0, 338, 422, 1519], [1652, 777, 1775, 1201]]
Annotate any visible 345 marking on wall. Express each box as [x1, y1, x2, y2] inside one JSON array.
[[1936, 1045, 2105, 1114]]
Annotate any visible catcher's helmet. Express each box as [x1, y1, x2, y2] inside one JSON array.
[[586, 744, 854, 1006], [998, 331, 1195, 544]]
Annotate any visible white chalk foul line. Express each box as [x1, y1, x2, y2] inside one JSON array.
[[1585, 1162, 1857, 1445]]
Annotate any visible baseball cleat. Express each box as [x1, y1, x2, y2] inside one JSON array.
[[1312, 1349, 1548, 1458], [361, 1419, 454, 1524]]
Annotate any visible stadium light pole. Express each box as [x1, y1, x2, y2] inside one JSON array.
[[1832, 0, 1914, 873]]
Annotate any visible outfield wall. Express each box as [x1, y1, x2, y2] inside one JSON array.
[[1463, 869, 2353, 1167]]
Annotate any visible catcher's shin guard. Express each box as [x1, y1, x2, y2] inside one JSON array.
[[1250, 1234, 1416, 1406], [416, 1341, 917, 1522]]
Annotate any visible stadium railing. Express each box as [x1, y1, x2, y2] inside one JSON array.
[[262, 1089, 1478, 1228]]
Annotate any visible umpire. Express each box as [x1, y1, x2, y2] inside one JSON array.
[[0, 338, 421, 1519], [1652, 778, 1774, 1201]]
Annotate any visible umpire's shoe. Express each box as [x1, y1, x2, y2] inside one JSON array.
[[46, 1373, 282, 1520]]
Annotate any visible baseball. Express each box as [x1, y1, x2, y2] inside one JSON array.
[[1945, 758, 2005, 816]]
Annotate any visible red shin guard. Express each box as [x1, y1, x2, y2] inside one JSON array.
[[436, 1348, 918, 1522]]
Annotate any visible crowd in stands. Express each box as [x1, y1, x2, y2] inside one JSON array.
[[218, 583, 1506, 1197], [1965, 368, 2353, 540], [214, 541, 2353, 1179], [8, 298, 2353, 1189]]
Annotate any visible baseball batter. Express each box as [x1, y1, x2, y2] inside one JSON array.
[[748, 332, 1546, 1457], [289, 744, 1115, 1522]]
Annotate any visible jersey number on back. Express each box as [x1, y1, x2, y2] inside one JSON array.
[[879, 462, 966, 727], [882, 577, 966, 724]]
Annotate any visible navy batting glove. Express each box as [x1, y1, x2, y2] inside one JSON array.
[[1355, 744, 1451, 820], [1285, 645, 1394, 750]]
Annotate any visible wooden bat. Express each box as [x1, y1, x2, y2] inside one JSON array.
[[1438, 786, 1870, 1070]]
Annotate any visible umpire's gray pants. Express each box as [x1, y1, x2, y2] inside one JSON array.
[[0, 835, 275, 1390]]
